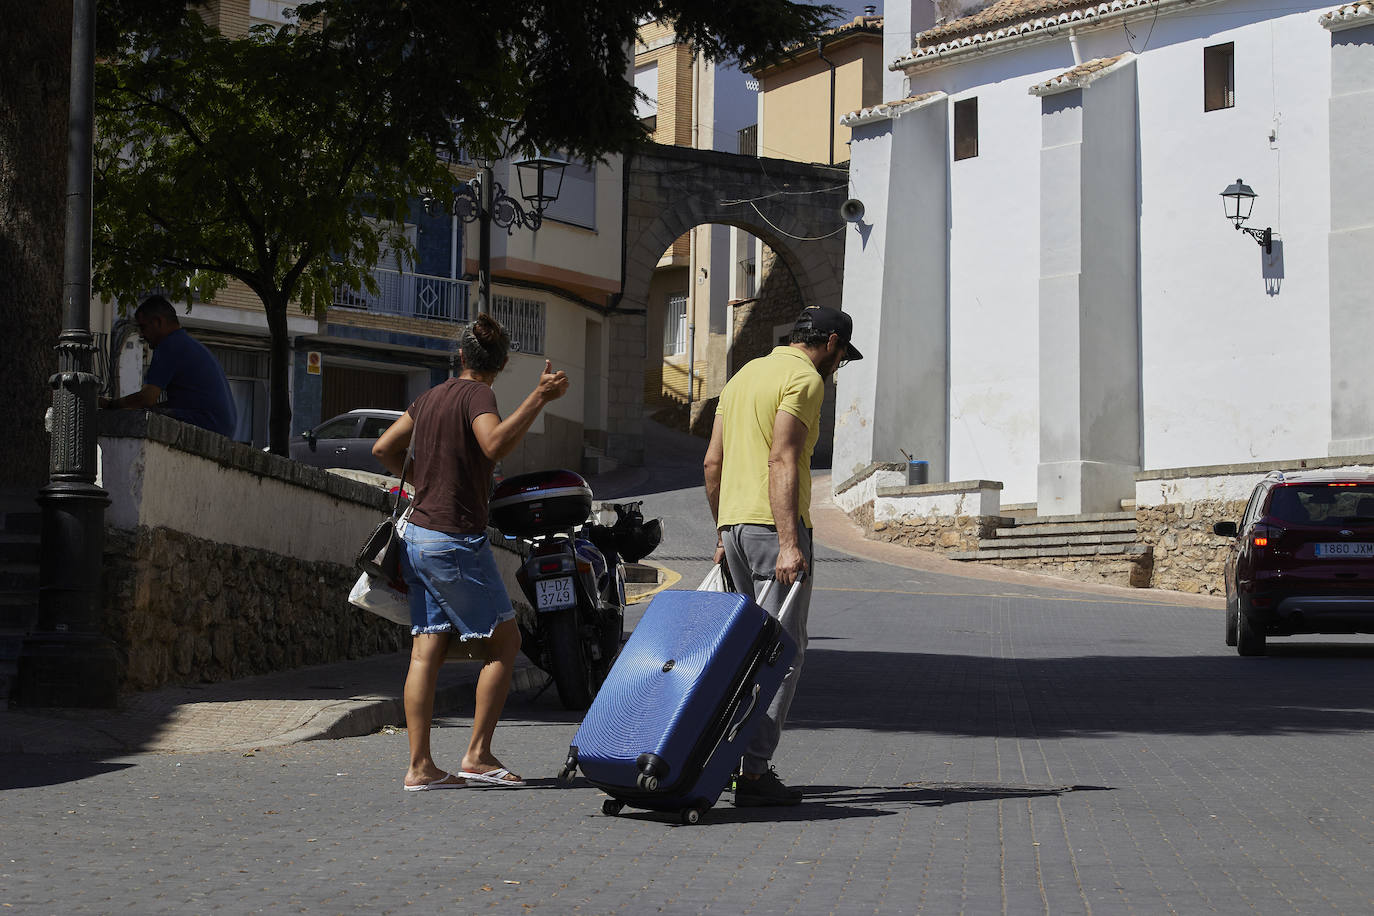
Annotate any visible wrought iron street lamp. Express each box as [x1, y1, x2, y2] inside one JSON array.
[[16, 0, 119, 706], [433, 153, 568, 318], [1220, 178, 1273, 254]]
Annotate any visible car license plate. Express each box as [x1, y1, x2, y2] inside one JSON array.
[[1314, 542, 1374, 558], [535, 576, 576, 611]]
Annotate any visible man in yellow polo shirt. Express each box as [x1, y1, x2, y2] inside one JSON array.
[[703, 305, 862, 807]]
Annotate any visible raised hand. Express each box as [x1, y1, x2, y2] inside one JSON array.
[[537, 359, 570, 401]]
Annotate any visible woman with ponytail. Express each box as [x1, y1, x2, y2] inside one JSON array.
[[373, 314, 570, 790]]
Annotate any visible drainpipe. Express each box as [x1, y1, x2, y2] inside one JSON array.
[[817, 38, 837, 166], [1068, 27, 1083, 66]]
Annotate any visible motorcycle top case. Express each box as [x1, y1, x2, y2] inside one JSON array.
[[567, 588, 797, 812]]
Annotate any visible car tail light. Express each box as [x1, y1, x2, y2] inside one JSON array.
[[1252, 523, 1284, 548]]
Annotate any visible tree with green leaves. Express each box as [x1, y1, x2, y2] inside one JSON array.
[[94, 0, 840, 454]]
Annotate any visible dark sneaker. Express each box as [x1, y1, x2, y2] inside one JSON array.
[[733, 768, 802, 807]]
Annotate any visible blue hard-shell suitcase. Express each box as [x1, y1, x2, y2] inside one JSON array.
[[558, 580, 800, 824]]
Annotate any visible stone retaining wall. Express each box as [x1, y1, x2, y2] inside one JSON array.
[[96, 411, 526, 692], [104, 527, 404, 691], [867, 514, 1000, 552], [1136, 453, 1374, 595]]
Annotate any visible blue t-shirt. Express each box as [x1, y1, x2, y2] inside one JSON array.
[[144, 329, 238, 437]]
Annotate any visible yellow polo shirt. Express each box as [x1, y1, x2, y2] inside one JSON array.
[[716, 346, 825, 528]]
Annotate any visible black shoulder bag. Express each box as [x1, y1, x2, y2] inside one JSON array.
[[355, 411, 418, 583]]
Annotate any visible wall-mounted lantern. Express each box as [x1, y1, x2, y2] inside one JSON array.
[[1220, 178, 1273, 254]]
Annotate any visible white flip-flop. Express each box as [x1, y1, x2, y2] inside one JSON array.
[[458, 767, 527, 788], [403, 772, 467, 792]]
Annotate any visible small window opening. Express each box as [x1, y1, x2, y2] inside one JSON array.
[[1204, 43, 1235, 111], [953, 97, 978, 161]]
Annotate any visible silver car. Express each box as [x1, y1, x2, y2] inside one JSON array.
[[289, 409, 403, 473]]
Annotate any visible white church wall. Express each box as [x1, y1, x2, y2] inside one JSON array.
[[1135, 5, 1332, 471]]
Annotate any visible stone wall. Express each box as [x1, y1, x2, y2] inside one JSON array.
[[94, 411, 527, 693], [976, 554, 1154, 589], [1135, 453, 1374, 595], [104, 527, 405, 691], [867, 514, 999, 552], [1136, 501, 1242, 595]]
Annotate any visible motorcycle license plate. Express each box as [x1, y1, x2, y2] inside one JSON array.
[[535, 576, 576, 611], [1314, 542, 1374, 558]]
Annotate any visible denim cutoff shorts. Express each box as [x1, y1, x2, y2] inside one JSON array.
[[400, 522, 514, 639]]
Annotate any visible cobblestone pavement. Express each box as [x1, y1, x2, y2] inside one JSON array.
[[7, 544, 1374, 914]]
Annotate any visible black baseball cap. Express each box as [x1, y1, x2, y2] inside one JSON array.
[[794, 305, 863, 362]]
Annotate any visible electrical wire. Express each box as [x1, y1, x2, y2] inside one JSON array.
[[747, 200, 846, 241]]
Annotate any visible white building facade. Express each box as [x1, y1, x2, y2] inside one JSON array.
[[836, 0, 1374, 515]]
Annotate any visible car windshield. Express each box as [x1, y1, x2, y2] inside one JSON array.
[[1267, 484, 1374, 527]]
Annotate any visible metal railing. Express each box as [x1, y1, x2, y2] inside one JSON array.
[[331, 268, 470, 323], [738, 124, 758, 157], [491, 294, 546, 355]]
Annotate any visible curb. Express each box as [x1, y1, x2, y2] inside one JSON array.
[[301, 659, 551, 746]]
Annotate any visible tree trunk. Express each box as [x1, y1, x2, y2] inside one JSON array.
[[0, 1, 70, 489], [263, 294, 294, 455]]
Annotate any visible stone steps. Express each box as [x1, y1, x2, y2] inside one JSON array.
[[951, 508, 1150, 576], [0, 487, 41, 704], [950, 543, 1151, 561]]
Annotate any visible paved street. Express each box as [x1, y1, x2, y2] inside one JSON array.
[[6, 427, 1374, 913]]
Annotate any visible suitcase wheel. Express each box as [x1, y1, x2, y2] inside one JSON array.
[[680, 807, 703, 826], [557, 765, 577, 788], [602, 799, 625, 816]]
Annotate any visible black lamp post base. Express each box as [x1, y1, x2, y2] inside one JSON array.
[[14, 633, 120, 708]]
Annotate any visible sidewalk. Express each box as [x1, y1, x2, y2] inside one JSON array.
[[0, 650, 550, 757], [2, 453, 1215, 757]]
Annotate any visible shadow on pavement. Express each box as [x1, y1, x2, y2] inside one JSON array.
[[790, 645, 1374, 737], [803, 781, 1111, 808], [0, 756, 134, 791]]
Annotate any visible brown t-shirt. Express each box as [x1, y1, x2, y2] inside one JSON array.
[[406, 379, 500, 535]]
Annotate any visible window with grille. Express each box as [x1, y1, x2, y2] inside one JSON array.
[[953, 97, 978, 161], [663, 294, 687, 356], [491, 295, 546, 355], [1204, 43, 1235, 111]]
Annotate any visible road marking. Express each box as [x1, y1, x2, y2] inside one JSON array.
[[811, 585, 1206, 608], [627, 562, 681, 605]]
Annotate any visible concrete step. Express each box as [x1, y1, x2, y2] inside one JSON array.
[[0, 593, 38, 631], [977, 532, 1139, 550], [951, 543, 1151, 561], [994, 520, 1137, 538], [0, 632, 24, 705], [0, 533, 40, 565], [1007, 510, 1137, 526], [0, 563, 40, 593]]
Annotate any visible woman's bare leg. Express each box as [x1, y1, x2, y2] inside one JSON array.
[[459, 619, 522, 777], [404, 632, 452, 785]]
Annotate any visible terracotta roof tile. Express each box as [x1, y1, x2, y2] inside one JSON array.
[[921, 0, 1088, 44], [898, 0, 1189, 66], [840, 91, 946, 127], [1028, 53, 1131, 94], [1319, 1, 1374, 29]]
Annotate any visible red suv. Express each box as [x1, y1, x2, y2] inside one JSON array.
[[1214, 470, 1374, 656]]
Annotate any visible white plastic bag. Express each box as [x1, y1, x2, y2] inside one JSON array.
[[696, 563, 729, 592], [348, 571, 411, 626]]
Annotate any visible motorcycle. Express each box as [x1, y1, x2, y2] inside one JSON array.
[[490, 470, 661, 710]]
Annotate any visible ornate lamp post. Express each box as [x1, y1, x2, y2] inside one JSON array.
[[435, 153, 568, 318], [16, 0, 119, 706]]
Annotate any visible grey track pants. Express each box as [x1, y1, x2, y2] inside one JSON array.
[[720, 521, 813, 776]]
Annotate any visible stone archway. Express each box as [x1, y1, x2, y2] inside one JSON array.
[[606, 143, 848, 466]]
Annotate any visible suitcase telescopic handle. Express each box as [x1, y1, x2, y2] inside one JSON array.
[[753, 575, 805, 627]]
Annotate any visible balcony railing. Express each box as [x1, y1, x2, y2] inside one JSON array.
[[332, 267, 470, 323], [738, 124, 758, 157]]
